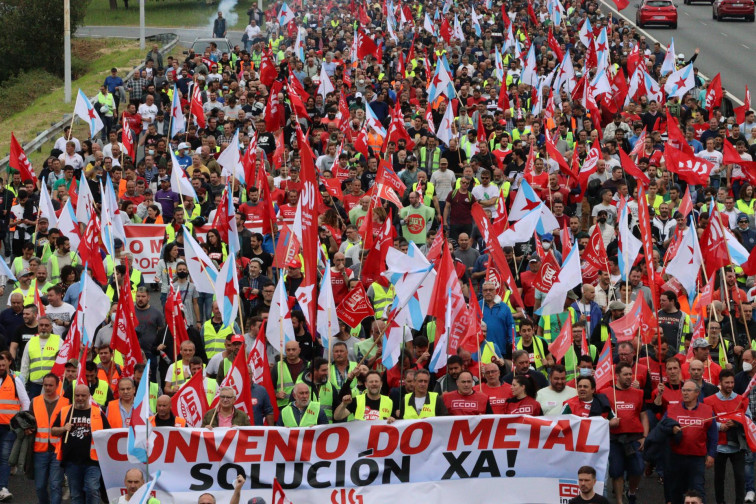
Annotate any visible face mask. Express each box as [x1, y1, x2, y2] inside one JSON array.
[[177, 271, 189, 279], [579, 368, 593, 377], [598, 217, 607, 224], [542, 242, 552, 251], [744, 362, 753, 373], [578, 244, 586, 251]]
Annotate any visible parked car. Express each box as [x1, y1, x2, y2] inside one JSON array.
[[713, 0, 755, 21], [186, 38, 232, 56], [636, 0, 678, 27]]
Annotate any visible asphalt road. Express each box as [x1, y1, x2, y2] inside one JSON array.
[[77, 25, 247, 49], [600, 0, 752, 106]]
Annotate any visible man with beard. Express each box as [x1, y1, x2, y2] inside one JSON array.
[[536, 365, 577, 415]]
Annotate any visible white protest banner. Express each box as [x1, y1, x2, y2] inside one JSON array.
[[123, 224, 215, 279], [94, 415, 609, 504]]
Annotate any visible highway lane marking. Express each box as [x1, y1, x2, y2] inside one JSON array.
[[699, 20, 708, 25], [598, 0, 746, 106], [721, 32, 728, 36], [743, 44, 751, 49]]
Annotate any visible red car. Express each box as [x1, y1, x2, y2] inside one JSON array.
[[713, 0, 755, 21], [636, 0, 678, 27]]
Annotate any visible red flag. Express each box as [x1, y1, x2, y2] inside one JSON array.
[[256, 163, 276, 227], [170, 370, 209, 427], [700, 207, 732, 273], [549, 317, 573, 362], [460, 280, 483, 354], [190, 84, 206, 129], [212, 189, 231, 241], [470, 203, 525, 308], [384, 102, 416, 151], [527, 1, 539, 25], [547, 27, 564, 62], [296, 126, 321, 332], [336, 283, 375, 328], [609, 294, 654, 342], [583, 224, 610, 271], [664, 143, 715, 186], [693, 278, 714, 311], [376, 160, 406, 195], [611, 0, 629, 11], [498, 83, 511, 111], [360, 209, 396, 286], [121, 117, 135, 161], [80, 212, 107, 285], [743, 247, 756, 276], [705, 73, 723, 112], [560, 225, 572, 258], [580, 329, 589, 357], [545, 131, 573, 177], [439, 18, 452, 43], [477, 113, 487, 143], [718, 410, 756, 452], [666, 110, 694, 156], [533, 252, 561, 292], [618, 148, 650, 187], [210, 343, 255, 415], [322, 178, 343, 200], [593, 338, 614, 390], [51, 301, 82, 378], [9, 133, 37, 185], [426, 220, 445, 263], [356, 29, 378, 59], [76, 345, 89, 386], [34, 287, 46, 317], [734, 86, 751, 124], [259, 48, 279, 88], [165, 283, 190, 346], [273, 479, 293, 504], [265, 81, 286, 132], [247, 322, 280, 422], [637, 184, 658, 305], [723, 138, 744, 165], [501, 4, 511, 27], [272, 223, 300, 270], [111, 265, 142, 377], [678, 186, 693, 218]]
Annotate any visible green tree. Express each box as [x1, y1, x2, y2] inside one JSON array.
[[0, 0, 88, 84]]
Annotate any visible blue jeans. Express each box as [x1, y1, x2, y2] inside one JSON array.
[[745, 450, 754, 492], [34, 451, 64, 504], [198, 292, 213, 322], [64, 463, 101, 504], [0, 427, 15, 489]]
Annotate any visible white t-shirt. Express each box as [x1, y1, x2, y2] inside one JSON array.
[[46, 303, 76, 335], [536, 386, 577, 416], [137, 103, 158, 129], [697, 149, 723, 174], [471, 183, 500, 217]]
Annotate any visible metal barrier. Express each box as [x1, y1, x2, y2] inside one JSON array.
[[0, 32, 179, 170]]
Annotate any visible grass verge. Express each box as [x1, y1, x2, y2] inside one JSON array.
[[84, 0, 252, 30]]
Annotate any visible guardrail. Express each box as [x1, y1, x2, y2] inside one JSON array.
[[0, 32, 179, 170]]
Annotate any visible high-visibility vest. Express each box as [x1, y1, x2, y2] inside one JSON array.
[[403, 392, 438, 419], [736, 199, 756, 215], [541, 308, 577, 343], [149, 415, 187, 427], [205, 378, 217, 405], [149, 382, 159, 413], [330, 362, 357, 389], [411, 181, 436, 207], [28, 334, 61, 382], [50, 252, 78, 283], [564, 345, 597, 381], [105, 268, 142, 301], [371, 282, 395, 319], [354, 394, 392, 420], [281, 401, 321, 427], [96, 364, 121, 396], [105, 399, 132, 429], [167, 362, 194, 388], [10, 287, 33, 306], [419, 147, 441, 173], [92, 380, 110, 407], [0, 375, 20, 423], [203, 320, 234, 359], [296, 376, 334, 422], [32, 395, 69, 453], [713, 339, 730, 369], [56, 405, 104, 461], [517, 336, 548, 376], [275, 361, 297, 407], [165, 222, 194, 243], [11, 257, 26, 276]]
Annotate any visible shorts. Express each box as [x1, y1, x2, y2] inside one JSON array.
[[608, 439, 644, 478]]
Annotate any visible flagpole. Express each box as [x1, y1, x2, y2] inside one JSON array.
[[634, 327, 641, 383]]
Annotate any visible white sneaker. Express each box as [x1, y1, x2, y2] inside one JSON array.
[[0, 487, 13, 501], [746, 490, 755, 503]]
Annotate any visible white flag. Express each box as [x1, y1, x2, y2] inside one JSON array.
[[316, 262, 340, 353], [183, 227, 218, 294], [265, 275, 296, 351]]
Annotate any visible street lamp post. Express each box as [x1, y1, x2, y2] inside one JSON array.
[[64, 0, 71, 103]]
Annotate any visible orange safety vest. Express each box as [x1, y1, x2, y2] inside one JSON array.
[[97, 366, 122, 398], [0, 374, 21, 424], [56, 405, 104, 461], [105, 399, 132, 429], [32, 395, 69, 453], [149, 416, 187, 427]]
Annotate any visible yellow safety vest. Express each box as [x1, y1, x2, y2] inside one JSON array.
[[371, 282, 395, 319], [275, 361, 297, 407], [403, 392, 438, 419], [27, 335, 61, 382], [166, 222, 194, 243], [411, 181, 436, 207], [354, 394, 392, 420], [296, 375, 334, 422], [517, 336, 548, 376], [202, 320, 234, 360], [281, 401, 321, 427], [92, 380, 110, 407]]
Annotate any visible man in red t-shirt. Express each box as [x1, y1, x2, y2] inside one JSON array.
[[329, 253, 353, 306], [475, 363, 512, 414], [342, 179, 365, 214], [443, 371, 492, 416], [277, 190, 299, 227], [600, 362, 648, 503]]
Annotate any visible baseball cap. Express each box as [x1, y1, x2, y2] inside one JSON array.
[[248, 499, 267, 504], [691, 338, 711, 349], [528, 255, 541, 263], [355, 92, 363, 99], [230, 334, 245, 344], [287, 257, 302, 269], [19, 268, 33, 277], [160, 176, 170, 183], [177, 142, 190, 150], [738, 213, 749, 223]]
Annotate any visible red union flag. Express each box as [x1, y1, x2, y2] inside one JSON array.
[[533, 252, 560, 292], [171, 370, 208, 427], [211, 345, 255, 415], [583, 224, 609, 271], [337, 283, 375, 328], [593, 338, 614, 390], [609, 294, 653, 342], [111, 265, 142, 377], [549, 317, 573, 363], [9, 133, 37, 186], [705, 73, 723, 112], [376, 160, 406, 195], [664, 143, 715, 186], [700, 207, 732, 273], [246, 326, 279, 422]]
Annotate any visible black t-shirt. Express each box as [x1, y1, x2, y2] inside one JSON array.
[[154, 414, 178, 427], [569, 494, 610, 504], [13, 325, 37, 368], [52, 407, 111, 465], [345, 396, 383, 419], [249, 250, 273, 273]]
